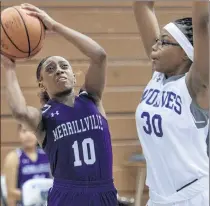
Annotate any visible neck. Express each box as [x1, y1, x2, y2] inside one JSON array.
[[51, 88, 75, 107], [165, 61, 191, 78], [23, 147, 37, 153]]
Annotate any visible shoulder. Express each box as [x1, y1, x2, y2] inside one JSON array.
[[145, 71, 164, 88], [40, 100, 58, 121], [148, 71, 165, 84], [37, 148, 47, 155], [152, 71, 163, 79], [15, 148, 23, 158], [3, 150, 19, 178], [4, 150, 19, 167], [78, 88, 106, 118], [77, 89, 97, 104], [41, 101, 54, 115]]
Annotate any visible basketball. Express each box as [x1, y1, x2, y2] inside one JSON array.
[[1, 6, 45, 60]]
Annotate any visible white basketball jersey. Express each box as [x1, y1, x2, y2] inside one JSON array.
[[135, 71, 209, 196]]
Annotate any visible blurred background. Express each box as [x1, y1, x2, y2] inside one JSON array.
[[1, 1, 192, 205]]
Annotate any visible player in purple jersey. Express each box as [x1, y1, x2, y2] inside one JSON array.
[[3, 124, 51, 206], [2, 3, 118, 206]]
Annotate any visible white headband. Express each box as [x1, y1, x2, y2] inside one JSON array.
[[164, 22, 194, 62]]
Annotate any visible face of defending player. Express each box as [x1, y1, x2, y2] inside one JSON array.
[[150, 29, 190, 76], [39, 56, 76, 97]]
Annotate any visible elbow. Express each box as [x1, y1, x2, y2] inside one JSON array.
[[94, 48, 107, 63], [11, 108, 28, 122], [133, 1, 154, 10], [7, 192, 13, 200], [200, 13, 209, 29], [7, 190, 16, 201], [97, 48, 107, 60], [7, 187, 21, 201], [204, 14, 209, 27]]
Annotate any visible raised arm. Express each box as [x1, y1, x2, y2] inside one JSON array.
[[22, 3, 107, 102], [3, 151, 21, 206], [1, 56, 44, 144], [52, 22, 107, 101], [133, 1, 160, 59], [187, 2, 209, 109]]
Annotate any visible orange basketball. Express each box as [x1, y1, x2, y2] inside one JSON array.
[[1, 6, 45, 60]]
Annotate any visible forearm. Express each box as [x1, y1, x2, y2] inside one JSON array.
[[5, 68, 28, 118], [7, 188, 22, 205], [193, 2, 209, 28], [192, 2, 209, 83], [52, 22, 106, 62], [133, 1, 160, 58], [133, 1, 156, 31], [6, 199, 16, 206]]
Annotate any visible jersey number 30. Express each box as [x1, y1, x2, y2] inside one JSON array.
[[72, 138, 96, 167], [141, 112, 163, 137]]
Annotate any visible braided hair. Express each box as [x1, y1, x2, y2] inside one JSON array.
[[36, 56, 52, 105], [174, 17, 193, 46]]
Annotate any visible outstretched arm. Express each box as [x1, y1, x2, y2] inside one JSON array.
[[22, 3, 107, 102], [133, 1, 160, 59], [187, 2, 209, 109], [1, 56, 44, 144]]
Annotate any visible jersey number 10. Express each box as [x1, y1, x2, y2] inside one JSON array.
[[72, 138, 96, 167]]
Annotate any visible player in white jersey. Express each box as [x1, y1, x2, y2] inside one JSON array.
[[133, 2, 209, 206]]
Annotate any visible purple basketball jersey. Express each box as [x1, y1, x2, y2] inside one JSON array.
[[42, 91, 114, 182], [16, 148, 51, 206]]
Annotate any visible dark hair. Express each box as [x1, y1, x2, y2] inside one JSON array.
[[36, 56, 52, 105], [174, 17, 193, 46], [17, 123, 23, 132]]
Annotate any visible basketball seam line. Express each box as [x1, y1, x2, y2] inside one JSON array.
[[1, 50, 26, 59], [13, 7, 31, 57], [30, 19, 43, 53], [1, 21, 28, 53], [1, 46, 43, 59], [29, 45, 43, 58]]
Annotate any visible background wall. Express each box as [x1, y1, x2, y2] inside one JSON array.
[[1, 1, 192, 204]]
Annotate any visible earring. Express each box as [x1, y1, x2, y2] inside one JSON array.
[[40, 84, 46, 92]]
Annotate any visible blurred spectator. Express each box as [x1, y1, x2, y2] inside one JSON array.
[[3, 124, 51, 206]]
